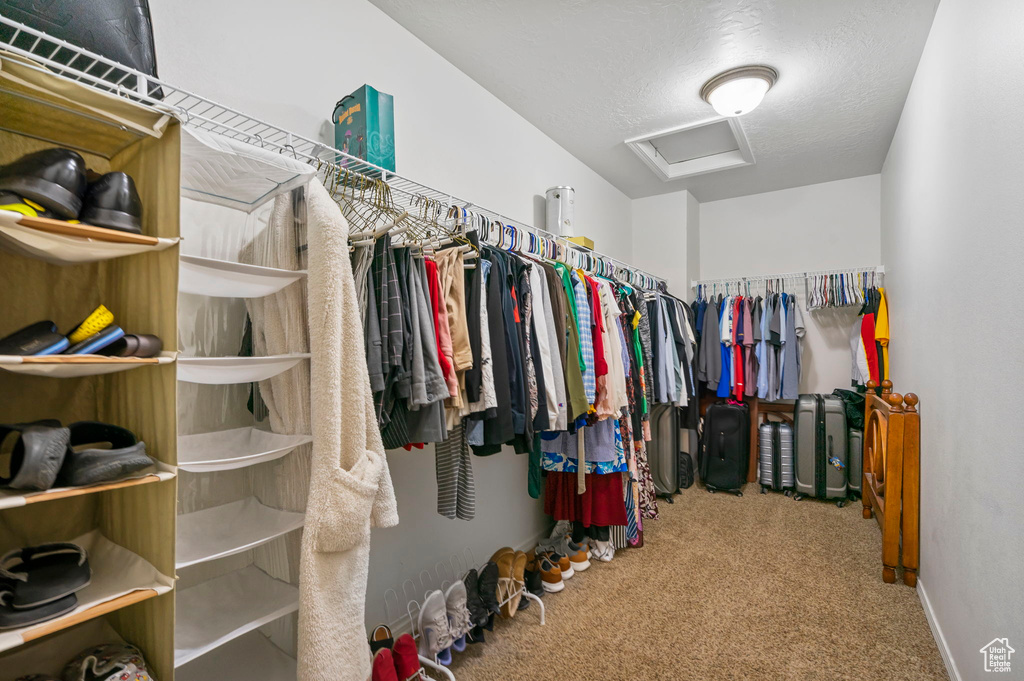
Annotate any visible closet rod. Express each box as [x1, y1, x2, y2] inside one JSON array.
[[691, 265, 884, 289], [0, 15, 667, 290]]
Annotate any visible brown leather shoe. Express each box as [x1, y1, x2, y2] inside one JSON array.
[[506, 551, 527, 616], [490, 548, 516, 618]]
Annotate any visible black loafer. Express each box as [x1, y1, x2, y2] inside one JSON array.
[[79, 172, 143, 234], [0, 148, 87, 219]]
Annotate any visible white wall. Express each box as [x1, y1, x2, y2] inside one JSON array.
[[149, 0, 633, 629], [880, 0, 1024, 677], [699, 175, 882, 393], [631, 190, 697, 294]]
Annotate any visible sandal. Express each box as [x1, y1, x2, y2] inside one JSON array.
[[0, 543, 91, 609], [62, 642, 154, 681], [0, 421, 71, 491], [57, 422, 152, 488], [0, 321, 69, 356], [63, 326, 124, 355], [0, 580, 76, 630]]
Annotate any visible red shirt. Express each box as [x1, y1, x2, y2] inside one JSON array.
[[424, 259, 452, 379], [585, 275, 608, 377]]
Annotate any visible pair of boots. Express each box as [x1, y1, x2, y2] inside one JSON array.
[[0, 148, 143, 234]]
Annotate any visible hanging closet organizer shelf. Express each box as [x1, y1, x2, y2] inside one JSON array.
[[174, 566, 299, 667], [176, 497, 305, 569], [177, 427, 311, 472], [0, 462, 175, 510], [0, 352, 175, 377], [178, 255, 306, 298], [0, 530, 174, 653], [0, 210, 178, 265], [175, 630, 296, 681], [176, 354, 309, 384]]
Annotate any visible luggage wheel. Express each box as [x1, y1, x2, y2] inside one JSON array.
[[665, 496, 675, 504], [784, 490, 792, 497], [707, 488, 715, 494], [793, 493, 803, 501], [836, 500, 846, 508], [760, 486, 767, 495], [735, 491, 743, 497]]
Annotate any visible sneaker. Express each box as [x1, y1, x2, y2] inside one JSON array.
[[531, 555, 564, 593], [477, 561, 500, 619], [369, 624, 394, 653], [371, 648, 399, 681], [539, 548, 574, 579], [592, 539, 615, 563], [524, 562, 545, 598], [392, 633, 420, 680], [539, 535, 590, 573], [417, 589, 452, 661], [444, 580, 471, 652]]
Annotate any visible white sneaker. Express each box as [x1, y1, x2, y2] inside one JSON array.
[[592, 539, 614, 563], [418, 589, 452, 659]]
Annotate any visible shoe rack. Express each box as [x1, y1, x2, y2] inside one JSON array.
[[0, 59, 180, 679]]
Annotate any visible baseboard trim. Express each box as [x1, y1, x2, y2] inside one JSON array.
[[918, 579, 961, 681], [383, 527, 551, 637]]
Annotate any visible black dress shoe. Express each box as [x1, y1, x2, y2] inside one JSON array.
[[0, 148, 87, 219], [79, 172, 143, 234]]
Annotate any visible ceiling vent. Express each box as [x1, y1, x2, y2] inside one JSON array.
[[625, 118, 754, 181]]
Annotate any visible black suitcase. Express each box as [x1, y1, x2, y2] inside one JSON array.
[[699, 402, 749, 496]]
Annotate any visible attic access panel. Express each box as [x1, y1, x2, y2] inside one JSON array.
[[625, 118, 754, 181]]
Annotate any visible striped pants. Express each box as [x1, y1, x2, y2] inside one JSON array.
[[436, 420, 475, 520]]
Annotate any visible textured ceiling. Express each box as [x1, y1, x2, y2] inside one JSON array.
[[367, 0, 938, 201]]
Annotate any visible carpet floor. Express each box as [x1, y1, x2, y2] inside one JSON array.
[[440, 483, 947, 681]]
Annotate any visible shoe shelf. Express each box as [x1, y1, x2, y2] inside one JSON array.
[[0, 530, 175, 653], [176, 354, 310, 384], [177, 427, 311, 473], [0, 51, 180, 680], [0, 461, 176, 510], [174, 565, 300, 667], [0, 209, 179, 265], [175, 497, 304, 569], [0, 352, 176, 377], [0, 617, 131, 679], [175, 630, 296, 681], [179, 255, 306, 298]]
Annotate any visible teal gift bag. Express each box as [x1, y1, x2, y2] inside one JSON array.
[[332, 85, 396, 173]]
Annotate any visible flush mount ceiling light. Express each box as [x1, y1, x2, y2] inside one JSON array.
[[700, 65, 778, 117]]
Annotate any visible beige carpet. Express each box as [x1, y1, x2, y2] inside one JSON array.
[[441, 483, 947, 681]]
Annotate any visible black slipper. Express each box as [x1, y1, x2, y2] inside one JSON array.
[[0, 582, 76, 630], [0, 321, 69, 356], [97, 334, 163, 359], [0, 543, 89, 610], [0, 421, 71, 491], [57, 422, 152, 488], [63, 326, 124, 355]]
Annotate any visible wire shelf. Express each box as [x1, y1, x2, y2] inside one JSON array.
[[0, 15, 666, 289]]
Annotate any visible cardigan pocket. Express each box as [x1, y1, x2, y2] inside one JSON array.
[[306, 450, 382, 554]]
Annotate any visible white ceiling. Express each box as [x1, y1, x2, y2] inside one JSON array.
[[367, 0, 939, 201]]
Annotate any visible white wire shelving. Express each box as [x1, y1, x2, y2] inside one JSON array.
[[0, 15, 666, 290]]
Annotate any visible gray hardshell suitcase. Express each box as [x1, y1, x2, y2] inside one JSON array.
[[648, 404, 680, 501], [848, 428, 863, 496], [758, 422, 794, 494], [793, 394, 849, 506]]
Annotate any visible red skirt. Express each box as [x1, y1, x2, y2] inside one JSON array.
[[543, 472, 627, 527]]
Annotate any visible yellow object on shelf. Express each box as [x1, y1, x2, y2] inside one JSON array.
[[567, 236, 595, 250], [68, 304, 114, 344]]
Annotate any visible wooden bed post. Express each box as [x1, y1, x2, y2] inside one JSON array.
[[863, 381, 877, 520], [902, 393, 920, 587], [881, 392, 905, 584]]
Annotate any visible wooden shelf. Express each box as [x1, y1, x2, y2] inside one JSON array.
[[22, 589, 160, 643], [0, 352, 175, 377], [0, 466, 175, 510]]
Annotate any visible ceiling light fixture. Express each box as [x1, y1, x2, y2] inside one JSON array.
[[700, 65, 778, 117]]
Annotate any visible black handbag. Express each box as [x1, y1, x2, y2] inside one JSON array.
[[0, 0, 163, 99]]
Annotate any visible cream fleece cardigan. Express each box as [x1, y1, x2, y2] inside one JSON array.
[[299, 179, 400, 681]]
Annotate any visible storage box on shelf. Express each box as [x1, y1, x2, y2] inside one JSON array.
[[0, 55, 179, 679]]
